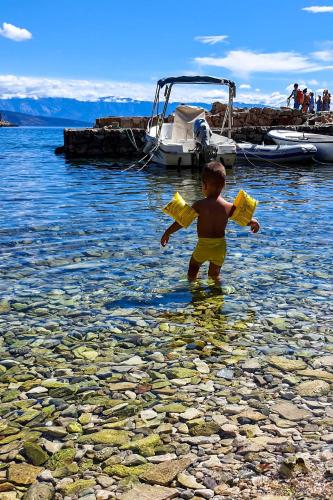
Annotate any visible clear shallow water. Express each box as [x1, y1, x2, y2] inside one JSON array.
[[0, 127, 332, 340]]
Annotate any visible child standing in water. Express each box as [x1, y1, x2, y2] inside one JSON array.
[[161, 162, 260, 281]]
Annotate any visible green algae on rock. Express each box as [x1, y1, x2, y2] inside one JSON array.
[[103, 463, 151, 477], [7, 463, 42, 485], [121, 434, 161, 456], [23, 442, 49, 466], [67, 421, 83, 433], [47, 448, 76, 470], [78, 429, 129, 445], [154, 403, 189, 414], [58, 478, 96, 495]]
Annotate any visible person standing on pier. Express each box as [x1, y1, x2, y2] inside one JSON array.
[[316, 95, 322, 112], [288, 83, 301, 109], [301, 89, 309, 114], [322, 90, 331, 111], [309, 92, 315, 113]]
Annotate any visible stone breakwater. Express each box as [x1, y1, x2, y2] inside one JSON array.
[[57, 103, 333, 158], [60, 123, 333, 159], [60, 128, 146, 158], [0, 297, 333, 499]]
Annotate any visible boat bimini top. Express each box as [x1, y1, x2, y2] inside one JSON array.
[[148, 75, 237, 140]]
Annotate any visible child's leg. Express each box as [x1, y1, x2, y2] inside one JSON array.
[[188, 256, 202, 281], [208, 262, 221, 282]]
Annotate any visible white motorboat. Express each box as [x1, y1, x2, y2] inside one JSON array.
[[267, 129, 333, 162], [144, 76, 237, 167], [237, 142, 317, 164]]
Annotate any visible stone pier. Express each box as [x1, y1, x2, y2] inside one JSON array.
[[56, 103, 333, 158], [58, 123, 333, 158], [59, 127, 146, 158]]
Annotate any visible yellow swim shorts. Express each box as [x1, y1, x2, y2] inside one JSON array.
[[192, 237, 227, 267]]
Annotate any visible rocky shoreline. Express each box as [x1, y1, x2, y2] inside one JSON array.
[[0, 120, 16, 128], [1, 296, 332, 499]]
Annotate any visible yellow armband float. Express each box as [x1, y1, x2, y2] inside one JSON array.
[[230, 190, 258, 226], [162, 192, 198, 228]]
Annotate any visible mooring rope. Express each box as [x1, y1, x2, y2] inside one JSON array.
[[125, 129, 139, 151], [121, 143, 160, 172]]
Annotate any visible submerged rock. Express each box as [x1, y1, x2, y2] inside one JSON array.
[[120, 484, 178, 500], [7, 464, 43, 485], [78, 429, 129, 445], [267, 356, 306, 371], [297, 380, 330, 397], [23, 483, 54, 500], [271, 401, 311, 421], [140, 456, 193, 485], [23, 442, 49, 466]]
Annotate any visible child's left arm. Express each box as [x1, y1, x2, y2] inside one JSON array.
[[161, 221, 182, 247]]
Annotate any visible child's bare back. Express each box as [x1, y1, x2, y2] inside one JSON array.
[[193, 196, 233, 238]]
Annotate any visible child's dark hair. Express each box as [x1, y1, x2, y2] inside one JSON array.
[[202, 161, 226, 188]]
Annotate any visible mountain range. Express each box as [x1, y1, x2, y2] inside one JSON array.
[[0, 97, 265, 126], [0, 109, 91, 127]]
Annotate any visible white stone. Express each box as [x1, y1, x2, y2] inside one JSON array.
[[96, 491, 114, 500], [198, 380, 214, 392], [177, 472, 203, 489], [149, 352, 165, 362], [212, 413, 228, 426], [194, 489, 214, 499], [140, 409, 158, 421], [26, 386, 48, 394], [180, 408, 202, 420], [120, 355, 144, 365], [199, 455, 223, 468], [193, 358, 210, 374], [147, 453, 178, 463]]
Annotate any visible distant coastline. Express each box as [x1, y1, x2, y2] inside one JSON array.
[[0, 109, 91, 128]]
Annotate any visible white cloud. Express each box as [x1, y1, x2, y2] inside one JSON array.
[[0, 73, 291, 107], [312, 50, 333, 61], [239, 83, 251, 89], [0, 74, 155, 101], [195, 35, 228, 45], [195, 49, 333, 76], [302, 6, 333, 13], [308, 78, 319, 84], [0, 22, 32, 41]]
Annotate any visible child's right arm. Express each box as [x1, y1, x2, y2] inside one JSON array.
[[160, 221, 182, 247]]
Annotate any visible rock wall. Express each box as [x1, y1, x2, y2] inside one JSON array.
[[209, 102, 333, 128], [94, 103, 333, 131], [223, 123, 333, 144], [63, 127, 146, 158], [95, 116, 150, 129]]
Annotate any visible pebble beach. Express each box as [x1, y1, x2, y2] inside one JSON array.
[[0, 127, 333, 500]]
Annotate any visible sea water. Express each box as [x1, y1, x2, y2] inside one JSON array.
[[0, 126, 332, 344]]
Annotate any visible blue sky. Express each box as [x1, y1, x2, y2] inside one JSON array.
[[1, 0, 333, 104]]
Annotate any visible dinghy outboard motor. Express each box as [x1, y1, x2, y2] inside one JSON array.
[[193, 118, 217, 162]]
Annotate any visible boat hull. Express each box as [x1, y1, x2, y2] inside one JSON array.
[[145, 134, 236, 168], [237, 143, 317, 164], [267, 130, 333, 162]]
